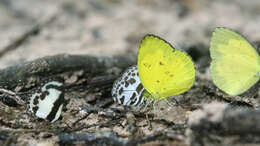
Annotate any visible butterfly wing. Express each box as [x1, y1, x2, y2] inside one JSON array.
[[138, 35, 196, 99], [210, 28, 260, 96], [112, 66, 146, 106], [28, 81, 65, 122]]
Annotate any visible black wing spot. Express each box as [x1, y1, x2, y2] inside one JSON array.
[[40, 91, 49, 100], [119, 88, 123, 95], [130, 92, 137, 100], [136, 83, 143, 94], [120, 96, 125, 104], [33, 96, 39, 105], [136, 95, 143, 106], [159, 61, 164, 65], [125, 81, 129, 88], [46, 92, 65, 122], [143, 63, 151, 68], [32, 106, 39, 114], [128, 78, 136, 84]]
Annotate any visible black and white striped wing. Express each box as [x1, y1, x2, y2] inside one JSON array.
[[112, 65, 146, 106], [28, 81, 65, 122]]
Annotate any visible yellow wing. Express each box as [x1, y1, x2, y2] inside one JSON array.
[[210, 27, 260, 96], [138, 35, 196, 99]]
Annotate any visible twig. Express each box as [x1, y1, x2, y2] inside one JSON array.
[[59, 130, 184, 146], [0, 14, 57, 58], [0, 88, 25, 105], [0, 131, 9, 141], [127, 130, 184, 145], [0, 54, 135, 90], [126, 131, 163, 145], [3, 131, 14, 146], [72, 106, 128, 126], [59, 131, 126, 145], [65, 75, 117, 92], [69, 119, 120, 132], [72, 113, 91, 126]]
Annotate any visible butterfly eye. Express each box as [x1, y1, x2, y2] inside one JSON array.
[[159, 61, 164, 65]]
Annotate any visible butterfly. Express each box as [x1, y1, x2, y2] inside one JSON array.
[[137, 34, 196, 100], [27, 80, 65, 122], [210, 27, 260, 96], [112, 65, 146, 106]]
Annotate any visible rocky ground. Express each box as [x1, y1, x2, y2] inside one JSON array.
[[0, 0, 260, 146]]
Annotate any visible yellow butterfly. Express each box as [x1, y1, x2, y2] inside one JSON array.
[[138, 34, 196, 100], [210, 27, 260, 96]]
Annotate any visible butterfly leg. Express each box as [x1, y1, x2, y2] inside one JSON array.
[[166, 97, 181, 107]]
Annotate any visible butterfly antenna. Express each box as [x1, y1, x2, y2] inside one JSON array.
[[171, 41, 181, 50]]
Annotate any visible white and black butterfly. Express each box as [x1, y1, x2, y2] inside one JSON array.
[[112, 65, 146, 106], [27, 80, 65, 123]]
